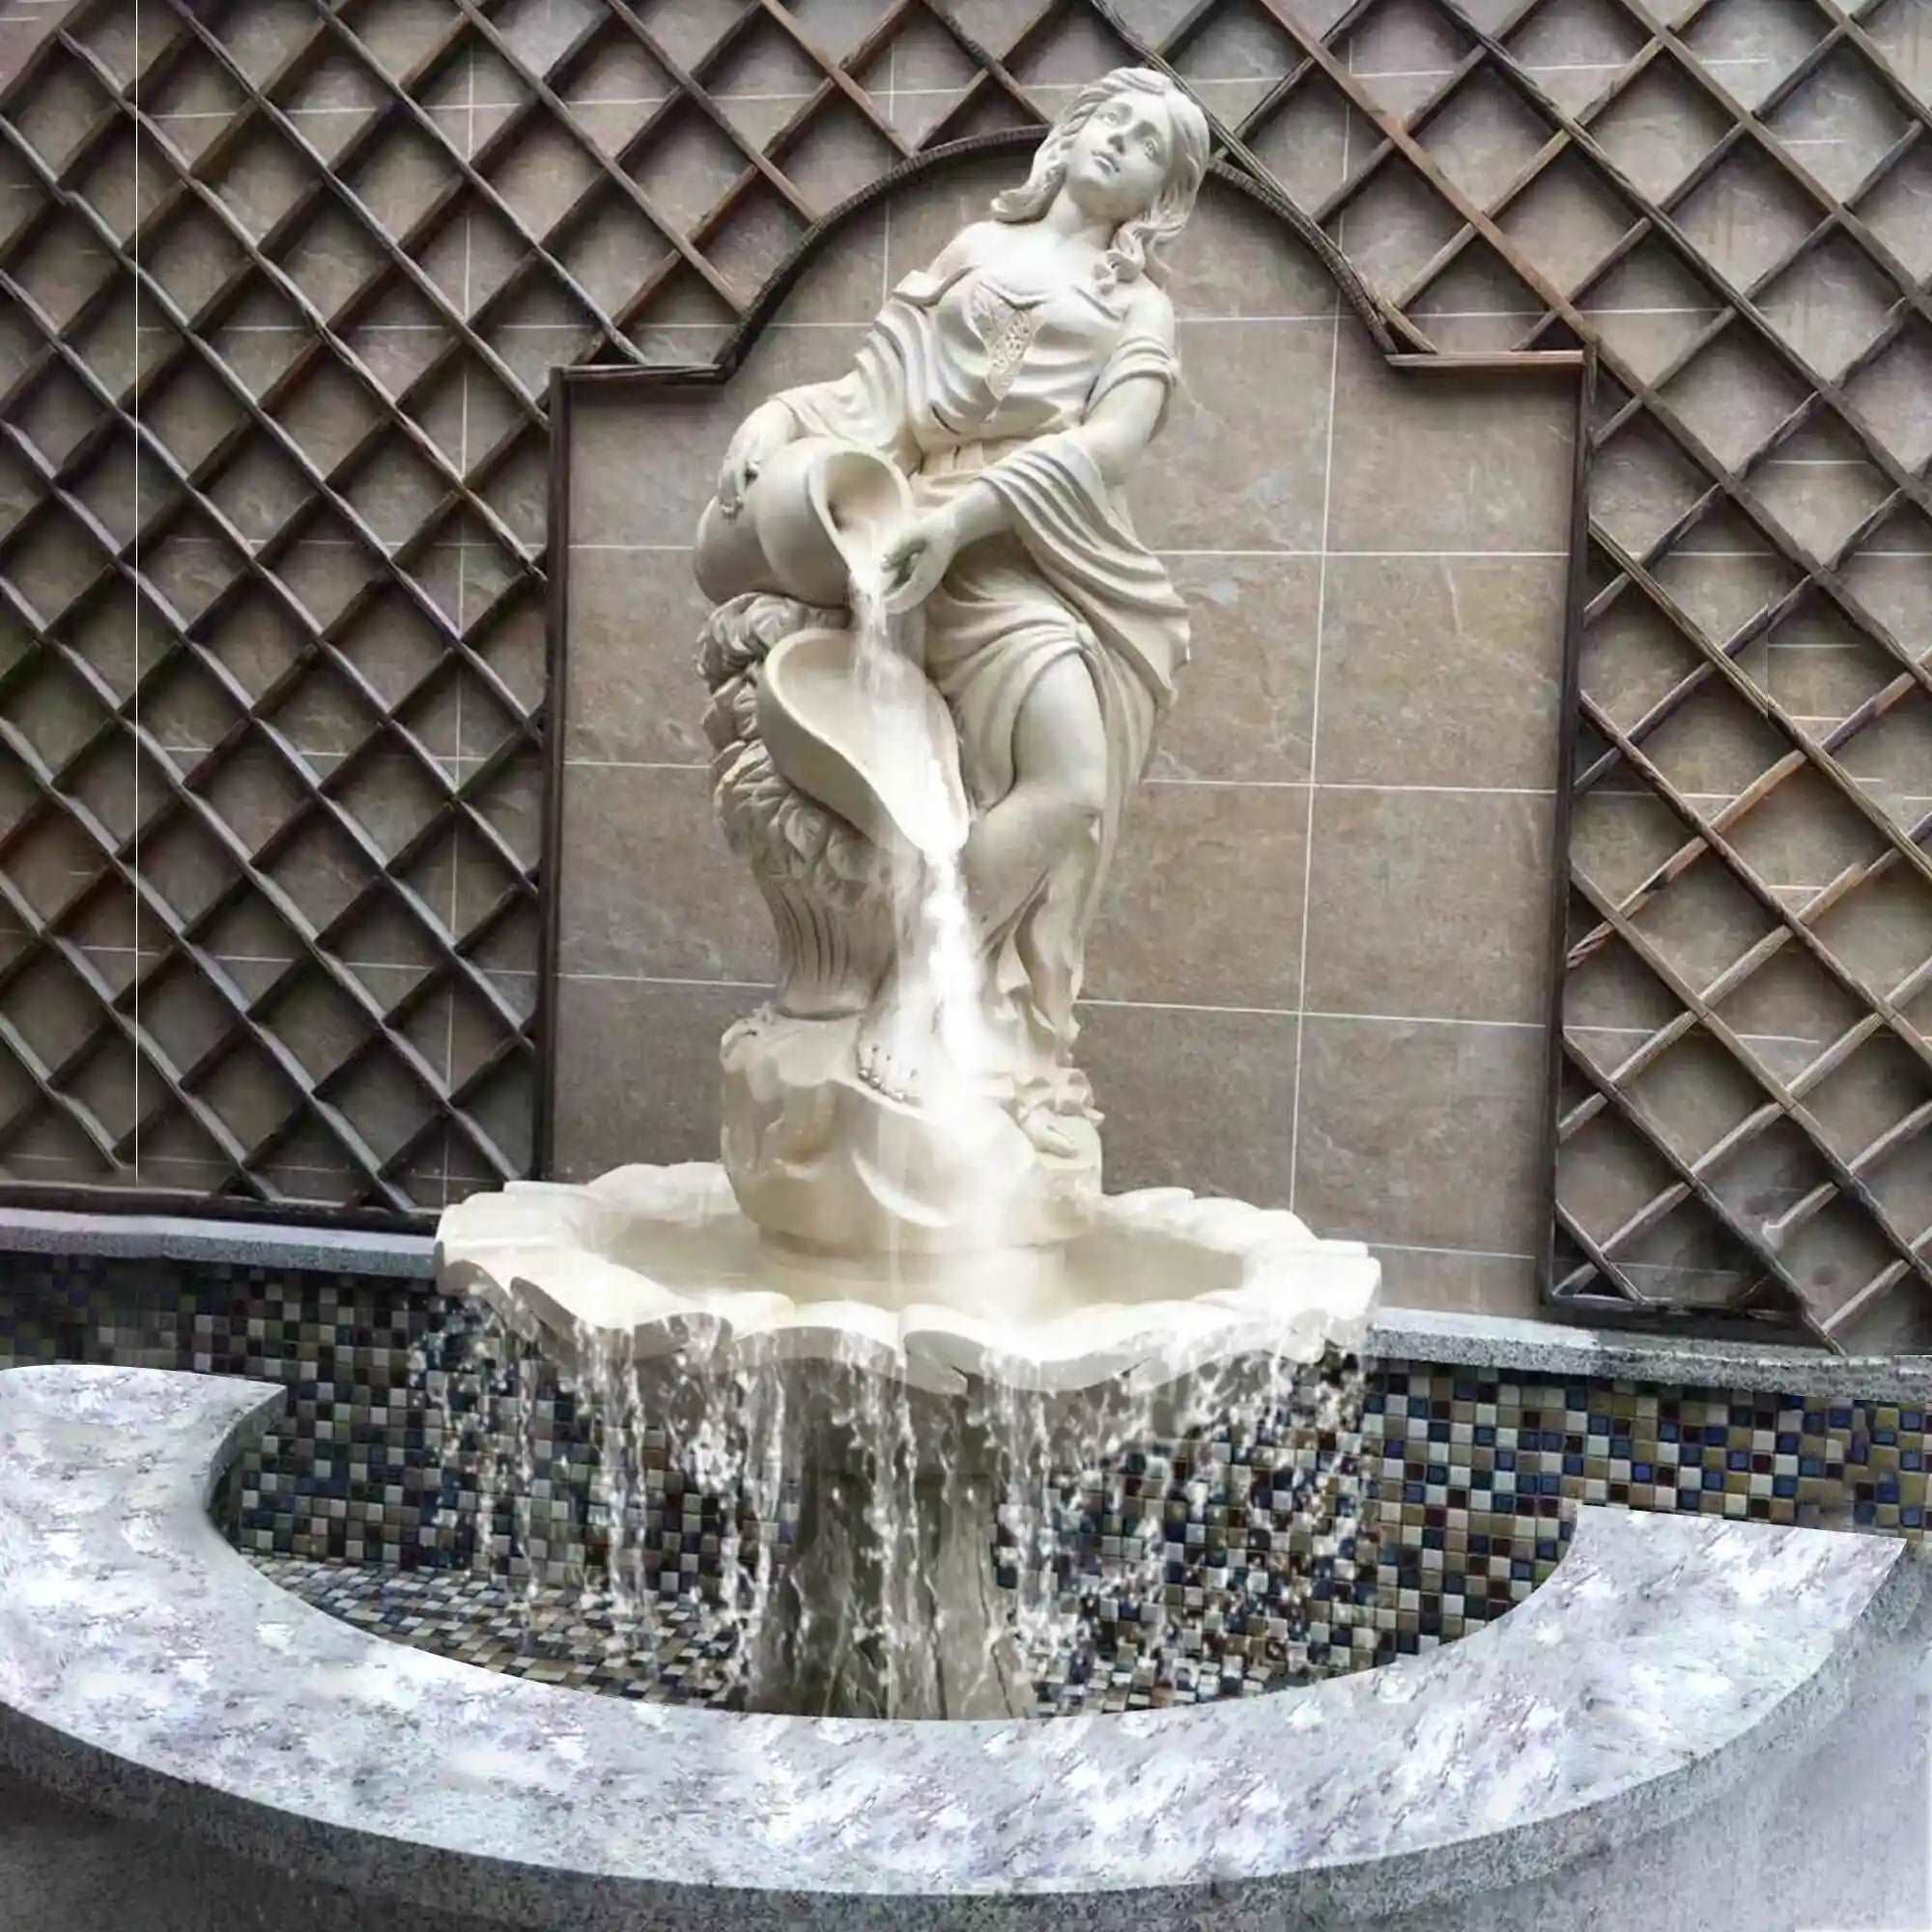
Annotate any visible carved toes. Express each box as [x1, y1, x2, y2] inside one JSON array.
[[855, 1034, 922, 1106]]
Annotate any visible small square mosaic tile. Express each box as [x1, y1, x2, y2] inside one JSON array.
[[3, 1250, 1908, 1711]]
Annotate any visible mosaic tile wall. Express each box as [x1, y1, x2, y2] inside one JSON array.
[[1381, 1366, 1930, 1534], [4, 1248, 1918, 1710], [0, 1248, 1359, 1709]]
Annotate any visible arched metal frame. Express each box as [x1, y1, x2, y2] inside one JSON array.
[[541, 133, 1592, 1327]]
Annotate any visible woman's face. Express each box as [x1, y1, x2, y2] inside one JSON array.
[[1061, 90, 1177, 226]]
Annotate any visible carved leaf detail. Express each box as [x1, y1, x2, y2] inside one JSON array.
[[697, 593, 884, 915]]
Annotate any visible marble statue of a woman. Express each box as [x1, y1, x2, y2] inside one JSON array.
[[440, 70, 1378, 1719], [441, 82, 1378, 1719], [694, 68, 1212, 1264]]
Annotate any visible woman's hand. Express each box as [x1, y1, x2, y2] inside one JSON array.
[[716, 402, 795, 523], [880, 508, 961, 613]]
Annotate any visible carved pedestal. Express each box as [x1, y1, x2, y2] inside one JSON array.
[[721, 1006, 1097, 1257]]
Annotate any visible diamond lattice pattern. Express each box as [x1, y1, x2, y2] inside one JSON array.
[[0, 0, 1925, 1343]]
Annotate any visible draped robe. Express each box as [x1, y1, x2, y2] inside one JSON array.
[[769, 242, 1191, 1118]]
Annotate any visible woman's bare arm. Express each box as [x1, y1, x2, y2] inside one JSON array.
[[1073, 368, 1167, 486]]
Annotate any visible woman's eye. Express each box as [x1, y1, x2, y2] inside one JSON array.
[[1144, 140, 1159, 158]]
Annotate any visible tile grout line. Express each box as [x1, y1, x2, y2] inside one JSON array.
[[558, 759, 1563, 794], [563, 973, 775, 991], [1078, 997, 1545, 1027], [1144, 779, 1559, 793], [559, 536, 1928, 557], [29, 938, 1849, 1053], [132, 308, 1782, 332], [92, 759, 1605, 794], [1289, 71, 1350, 1217], [563, 544, 1574, 556], [1369, 1242, 1538, 1264]]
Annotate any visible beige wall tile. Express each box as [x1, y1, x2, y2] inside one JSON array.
[[1316, 554, 1568, 788], [1245, 86, 1351, 214], [566, 327, 867, 546], [1841, 548, 1932, 666], [562, 545, 713, 766], [1624, 858, 1779, 994], [1302, 786, 1557, 1025], [552, 977, 757, 1180], [1326, 328, 1577, 555], [1152, 554, 1321, 784], [1075, 999, 1296, 1206], [1726, 764, 1891, 892], [1569, 788, 1688, 902], [1166, 176, 1339, 321], [1293, 1012, 1548, 1254], [1124, 317, 1339, 553], [555, 761, 772, 981], [1085, 780, 1306, 1009]]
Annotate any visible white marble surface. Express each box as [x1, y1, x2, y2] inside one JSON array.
[[437, 1162, 1379, 1395], [1370, 1306, 1932, 1402], [0, 1364, 1918, 1930]]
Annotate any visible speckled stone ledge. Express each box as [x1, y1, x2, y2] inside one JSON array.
[[0, 1365, 1918, 1931], [1370, 1306, 1932, 1404], [0, 1208, 435, 1278]]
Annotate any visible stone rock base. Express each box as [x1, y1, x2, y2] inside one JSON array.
[[720, 1005, 1100, 1255]]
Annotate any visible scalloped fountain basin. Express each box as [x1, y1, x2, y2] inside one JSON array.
[[435, 1161, 1379, 1398], [437, 1161, 1378, 1719]]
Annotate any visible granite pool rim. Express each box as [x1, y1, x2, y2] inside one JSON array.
[[12, 1208, 1930, 1403], [0, 1362, 1917, 1932]]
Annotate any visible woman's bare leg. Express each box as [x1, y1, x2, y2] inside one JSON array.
[[857, 655, 1107, 1105]]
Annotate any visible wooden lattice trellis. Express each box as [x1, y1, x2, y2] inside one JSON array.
[[0, 0, 1924, 1344]]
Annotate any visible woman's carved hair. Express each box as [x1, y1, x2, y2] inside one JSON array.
[[990, 68, 1210, 290]]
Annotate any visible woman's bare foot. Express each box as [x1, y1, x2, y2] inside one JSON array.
[[856, 962, 941, 1105]]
